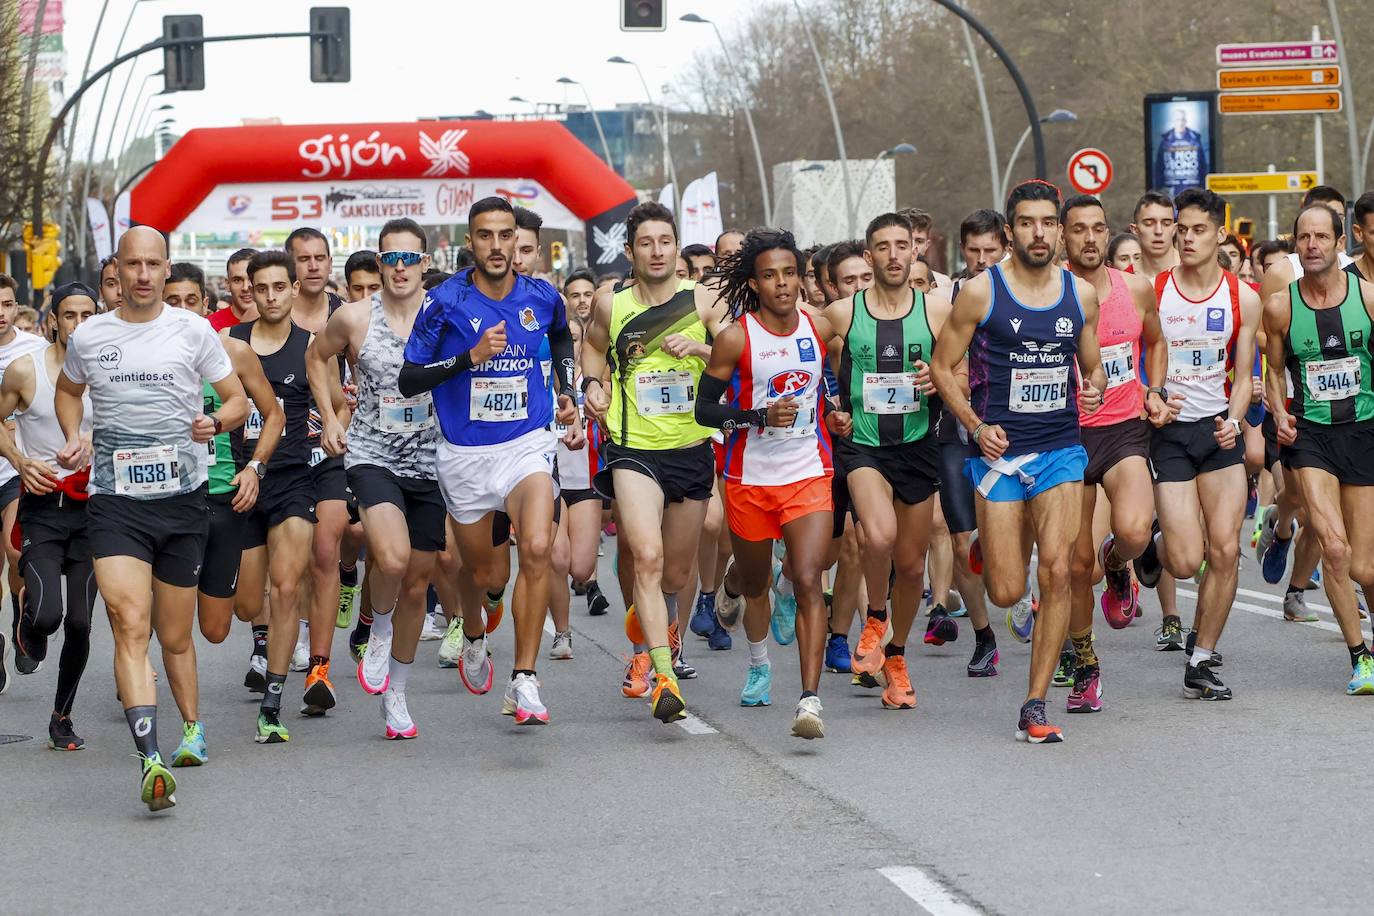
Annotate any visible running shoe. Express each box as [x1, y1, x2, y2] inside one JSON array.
[[302, 660, 337, 715], [348, 622, 369, 661], [1192, 561, 1209, 586], [924, 607, 959, 646], [1007, 594, 1035, 643], [791, 696, 824, 739], [851, 614, 887, 676], [1015, 699, 1063, 744], [1347, 655, 1374, 696], [587, 586, 610, 617], [383, 688, 419, 739], [1283, 590, 1318, 622], [290, 629, 310, 672], [668, 622, 697, 679], [770, 571, 797, 646], [715, 575, 743, 630], [47, 714, 84, 751], [1250, 503, 1270, 550], [255, 710, 289, 744], [1245, 481, 1258, 519], [621, 652, 653, 698], [881, 656, 917, 709], [502, 673, 550, 725], [853, 672, 881, 689], [548, 630, 574, 660], [1133, 519, 1163, 589], [139, 752, 177, 812], [624, 605, 645, 645], [650, 673, 686, 723], [825, 633, 852, 673], [420, 613, 444, 641], [1099, 536, 1135, 629], [459, 634, 494, 695], [1052, 650, 1076, 688], [244, 654, 267, 693], [483, 592, 505, 634], [968, 535, 984, 574], [357, 632, 392, 695], [1261, 522, 1296, 584], [336, 582, 359, 628], [740, 663, 772, 707], [1253, 507, 1279, 559], [1184, 631, 1224, 667], [13, 620, 41, 674], [947, 590, 966, 618], [1183, 663, 1232, 700], [706, 617, 733, 651], [967, 642, 999, 678], [1155, 616, 1185, 651], [438, 617, 463, 668], [0, 633, 9, 695], [1066, 665, 1102, 713], [171, 721, 208, 766]]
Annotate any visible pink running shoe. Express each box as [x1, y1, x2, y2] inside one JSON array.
[[1065, 664, 1102, 713], [1099, 536, 1135, 630]]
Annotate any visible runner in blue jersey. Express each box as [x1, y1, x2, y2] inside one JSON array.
[[399, 196, 581, 726], [932, 180, 1106, 745]]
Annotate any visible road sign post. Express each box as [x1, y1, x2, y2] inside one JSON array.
[[1066, 147, 1113, 195], [1204, 170, 1318, 194]]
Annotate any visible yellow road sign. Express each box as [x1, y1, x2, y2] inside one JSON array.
[[1205, 171, 1318, 195], [1219, 90, 1342, 115], [1217, 66, 1340, 91]]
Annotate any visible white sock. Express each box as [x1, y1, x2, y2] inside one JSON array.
[[748, 638, 769, 668], [389, 657, 412, 693], [296, 619, 308, 641], [371, 606, 394, 640], [776, 574, 794, 597], [1189, 647, 1213, 668]]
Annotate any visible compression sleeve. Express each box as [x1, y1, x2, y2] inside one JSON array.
[[549, 320, 576, 397], [695, 372, 766, 431], [397, 351, 474, 398]]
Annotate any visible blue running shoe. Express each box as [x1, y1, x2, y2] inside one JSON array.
[[689, 591, 717, 638], [707, 618, 733, 651], [170, 721, 208, 767], [740, 663, 772, 706], [770, 582, 797, 647], [1347, 654, 1374, 696], [825, 633, 852, 673], [1261, 521, 1296, 584]]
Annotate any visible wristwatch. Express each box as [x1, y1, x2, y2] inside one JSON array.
[[247, 459, 266, 479], [1225, 417, 1243, 437], [1147, 386, 1168, 401], [212, 414, 223, 434]]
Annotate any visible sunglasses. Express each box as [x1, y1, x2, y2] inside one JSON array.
[[378, 250, 426, 267]]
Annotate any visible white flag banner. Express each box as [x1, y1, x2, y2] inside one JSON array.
[[87, 197, 112, 262], [680, 178, 704, 246], [657, 183, 674, 215], [697, 172, 724, 247], [113, 191, 132, 241]]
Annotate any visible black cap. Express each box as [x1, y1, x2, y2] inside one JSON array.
[[49, 282, 98, 311]]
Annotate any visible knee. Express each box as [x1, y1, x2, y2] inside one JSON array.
[[271, 582, 299, 615], [159, 628, 193, 655], [1208, 538, 1239, 570], [630, 542, 664, 576], [986, 577, 1024, 609], [893, 551, 925, 584], [1069, 545, 1096, 584], [1113, 520, 1152, 560], [1321, 534, 1352, 570], [518, 531, 553, 569], [371, 549, 408, 582], [735, 567, 770, 598], [702, 506, 723, 539], [1038, 553, 1072, 591], [861, 520, 897, 557], [200, 618, 231, 644]]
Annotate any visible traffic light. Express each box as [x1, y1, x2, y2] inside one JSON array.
[[1233, 217, 1255, 246], [550, 241, 565, 271], [163, 15, 205, 92], [621, 0, 666, 31], [23, 223, 61, 291], [310, 7, 351, 83]]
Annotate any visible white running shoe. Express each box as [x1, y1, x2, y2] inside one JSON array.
[[437, 617, 463, 668], [244, 654, 268, 693], [458, 634, 493, 695], [791, 696, 825, 739], [548, 630, 574, 660], [419, 613, 443, 641], [382, 688, 418, 739], [290, 628, 310, 672], [715, 563, 743, 630], [501, 673, 549, 725], [357, 629, 392, 694]]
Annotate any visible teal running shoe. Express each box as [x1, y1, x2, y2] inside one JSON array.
[[770, 564, 797, 646], [1348, 654, 1374, 696], [171, 721, 208, 767], [740, 663, 772, 707]]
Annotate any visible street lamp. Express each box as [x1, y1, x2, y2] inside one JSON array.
[[789, 0, 854, 237], [114, 102, 172, 190], [998, 109, 1077, 206], [56, 0, 113, 259], [680, 12, 772, 225], [509, 95, 537, 115], [608, 55, 681, 216], [114, 83, 169, 187], [100, 67, 164, 198], [557, 76, 613, 170], [853, 143, 916, 226], [773, 162, 825, 228]]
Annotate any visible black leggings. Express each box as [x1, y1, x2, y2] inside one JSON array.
[[23, 556, 96, 716]]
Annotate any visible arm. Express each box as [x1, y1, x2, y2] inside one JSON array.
[[202, 371, 249, 444], [580, 287, 614, 426], [1262, 291, 1295, 445], [0, 357, 56, 493], [1074, 278, 1107, 414], [228, 338, 284, 512], [306, 306, 356, 456], [1219, 284, 1263, 448], [930, 272, 1007, 458], [1129, 273, 1176, 425], [55, 371, 88, 470], [694, 323, 773, 430]]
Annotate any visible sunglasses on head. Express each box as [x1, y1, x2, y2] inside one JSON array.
[[378, 250, 426, 267]]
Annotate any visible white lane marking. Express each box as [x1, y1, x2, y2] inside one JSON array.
[[1175, 588, 1370, 637], [543, 617, 555, 636], [676, 711, 717, 734], [878, 866, 981, 915]]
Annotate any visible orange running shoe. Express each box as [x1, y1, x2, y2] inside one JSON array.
[[880, 655, 916, 709], [624, 605, 645, 645], [650, 673, 686, 723], [621, 652, 653, 698], [483, 592, 504, 634], [300, 660, 336, 716], [850, 614, 887, 676]]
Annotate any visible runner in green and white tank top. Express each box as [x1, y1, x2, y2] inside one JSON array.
[[1283, 271, 1374, 426], [203, 380, 239, 496], [838, 286, 939, 446]]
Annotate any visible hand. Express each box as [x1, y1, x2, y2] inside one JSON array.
[[914, 360, 935, 395], [1250, 375, 1263, 404], [470, 321, 507, 365], [56, 437, 84, 470], [322, 419, 348, 457], [583, 380, 609, 426], [976, 423, 1009, 460], [825, 410, 852, 438], [765, 396, 799, 428], [663, 334, 705, 360], [18, 457, 58, 495], [1144, 391, 1180, 428], [559, 404, 586, 451], [1275, 410, 1297, 446], [229, 468, 260, 513], [1213, 416, 1239, 449], [343, 382, 359, 411], [555, 392, 579, 429], [1078, 379, 1103, 414], [191, 413, 217, 444]]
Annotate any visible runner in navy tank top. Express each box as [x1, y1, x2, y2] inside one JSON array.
[[932, 180, 1106, 746]]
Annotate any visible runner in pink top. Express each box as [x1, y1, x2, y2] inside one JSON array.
[[1061, 195, 1174, 714]]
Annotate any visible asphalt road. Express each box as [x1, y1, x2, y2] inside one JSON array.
[[0, 533, 1369, 915]]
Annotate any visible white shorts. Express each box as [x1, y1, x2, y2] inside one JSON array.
[[436, 428, 558, 525]]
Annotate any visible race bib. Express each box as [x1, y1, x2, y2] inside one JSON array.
[[635, 370, 695, 416], [206, 436, 218, 467], [379, 392, 435, 433], [470, 376, 528, 422], [1009, 366, 1069, 414], [1168, 337, 1227, 385], [310, 446, 327, 468], [1100, 342, 1135, 390], [1305, 356, 1361, 402], [762, 402, 817, 439], [245, 397, 284, 441], [862, 372, 921, 415], [113, 444, 179, 496]]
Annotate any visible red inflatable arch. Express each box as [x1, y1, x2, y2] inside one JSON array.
[[130, 119, 638, 269]]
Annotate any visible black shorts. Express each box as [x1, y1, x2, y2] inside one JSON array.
[[88, 486, 209, 588], [311, 453, 352, 503], [243, 464, 317, 550], [1150, 416, 1245, 483], [200, 492, 246, 598], [0, 476, 20, 511], [836, 437, 940, 507], [562, 487, 608, 509], [1261, 414, 1285, 472], [1282, 419, 1374, 486], [346, 464, 446, 552], [1082, 418, 1152, 487], [938, 440, 979, 535], [18, 490, 90, 570], [595, 442, 714, 504]]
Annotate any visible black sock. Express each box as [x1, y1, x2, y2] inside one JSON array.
[[339, 562, 358, 588], [975, 625, 995, 647], [800, 690, 818, 699], [487, 590, 504, 604], [426, 585, 439, 616], [1349, 643, 1370, 667], [124, 705, 159, 759], [308, 654, 328, 670], [884, 643, 905, 657], [866, 607, 889, 623], [1185, 630, 1196, 654], [251, 625, 268, 656], [261, 672, 287, 714], [1286, 584, 1303, 596], [512, 668, 536, 680]]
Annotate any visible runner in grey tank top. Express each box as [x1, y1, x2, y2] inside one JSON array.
[[345, 293, 437, 478]]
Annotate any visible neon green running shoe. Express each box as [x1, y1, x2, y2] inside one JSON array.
[[171, 721, 208, 767], [1052, 650, 1076, 688], [337, 583, 360, 628], [140, 752, 177, 812], [1193, 561, 1209, 586], [255, 710, 290, 744], [1347, 654, 1374, 696]]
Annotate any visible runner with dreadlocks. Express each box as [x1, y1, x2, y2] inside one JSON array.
[[695, 228, 844, 739]]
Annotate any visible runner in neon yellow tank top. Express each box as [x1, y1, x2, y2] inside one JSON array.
[[581, 201, 732, 725]]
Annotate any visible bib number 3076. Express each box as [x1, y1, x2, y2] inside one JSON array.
[[1009, 366, 1069, 413], [113, 445, 179, 496]]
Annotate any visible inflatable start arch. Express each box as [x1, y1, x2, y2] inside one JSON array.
[[130, 119, 638, 271]]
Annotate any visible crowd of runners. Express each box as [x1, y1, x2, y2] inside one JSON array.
[[3, 178, 1373, 813]]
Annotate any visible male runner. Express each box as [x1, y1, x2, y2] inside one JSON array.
[[399, 196, 580, 726], [344, 250, 383, 302], [97, 255, 123, 311], [1264, 203, 1374, 694], [1129, 191, 1180, 280], [56, 226, 249, 811], [0, 284, 98, 748], [932, 180, 1106, 743], [826, 241, 875, 299], [209, 248, 259, 331], [716, 230, 746, 259]]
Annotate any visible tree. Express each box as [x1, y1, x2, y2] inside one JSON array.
[[0, 0, 57, 253]]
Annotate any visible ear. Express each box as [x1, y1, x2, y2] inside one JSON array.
[[864, 250, 875, 267]]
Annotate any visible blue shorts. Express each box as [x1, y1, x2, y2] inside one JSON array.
[[964, 445, 1088, 503]]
